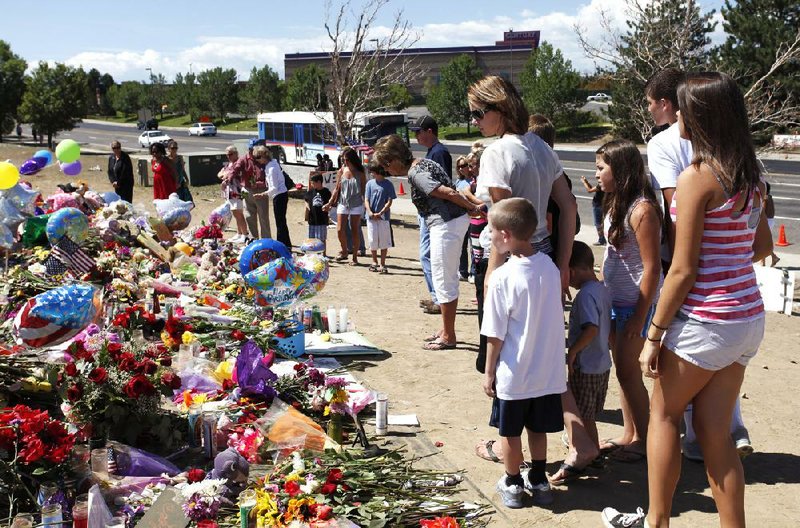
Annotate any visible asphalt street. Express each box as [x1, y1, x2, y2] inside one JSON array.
[[55, 120, 800, 254]]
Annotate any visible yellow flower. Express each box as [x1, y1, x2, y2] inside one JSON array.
[[284, 473, 302, 482], [224, 284, 237, 294], [259, 320, 271, 329], [182, 331, 195, 344], [213, 359, 234, 383], [320, 333, 331, 342], [253, 489, 280, 526], [285, 497, 315, 521], [161, 331, 176, 349]]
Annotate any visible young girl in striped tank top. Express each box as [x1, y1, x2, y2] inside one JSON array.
[[609, 73, 773, 528], [595, 140, 663, 463]]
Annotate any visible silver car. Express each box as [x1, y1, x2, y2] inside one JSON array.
[[138, 130, 172, 148]]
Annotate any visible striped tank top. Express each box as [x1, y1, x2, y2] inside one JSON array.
[[669, 181, 764, 323], [602, 197, 663, 307]]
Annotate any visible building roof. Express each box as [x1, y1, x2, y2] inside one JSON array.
[[285, 43, 535, 62]]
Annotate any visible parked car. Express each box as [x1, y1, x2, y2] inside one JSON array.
[[138, 130, 172, 148], [188, 122, 217, 136], [586, 93, 612, 102]]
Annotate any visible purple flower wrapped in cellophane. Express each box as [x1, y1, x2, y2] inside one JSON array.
[[234, 339, 277, 400]]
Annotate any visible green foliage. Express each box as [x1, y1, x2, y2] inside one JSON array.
[[427, 55, 484, 132], [607, 0, 716, 140], [18, 62, 87, 147], [108, 81, 144, 118], [169, 72, 199, 119], [196, 67, 239, 120], [384, 83, 412, 110], [285, 64, 328, 111], [714, 0, 800, 132], [240, 65, 283, 115], [85, 68, 115, 115], [0, 40, 27, 140], [519, 42, 584, 128]]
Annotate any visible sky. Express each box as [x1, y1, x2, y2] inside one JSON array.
[[2, 0, 726, 82]]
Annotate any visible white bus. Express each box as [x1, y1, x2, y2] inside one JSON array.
[[256, 111, 409, 166]]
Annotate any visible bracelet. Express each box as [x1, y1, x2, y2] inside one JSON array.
[[650, 321, 668, 331], [646, 335, 662, 342]]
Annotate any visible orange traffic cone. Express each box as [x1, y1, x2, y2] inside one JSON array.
[[776, 224, 790, 246], [398, 182, 406, 196]]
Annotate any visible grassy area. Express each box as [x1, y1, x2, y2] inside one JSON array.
[[87, 112, 138, 124], [438, 125, 485, 142], [217, 118, 258, 131]]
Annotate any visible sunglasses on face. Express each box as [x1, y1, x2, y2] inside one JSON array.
[[469, 105, 495, 120], [112, 147, 121, 151]]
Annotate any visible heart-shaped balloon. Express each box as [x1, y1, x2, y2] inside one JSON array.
[[244, 257, 306, 308], [19, 159, 42, 176]]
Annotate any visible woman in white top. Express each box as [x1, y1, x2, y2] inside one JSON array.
[[467, 75, 598, 483], [252, 146, 291, 248]]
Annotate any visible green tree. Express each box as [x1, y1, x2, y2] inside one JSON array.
[[577, 0, 715, 140], [18, 62, 88, 148], [715, 0, 800, 133], [240, 65, 282, 115], [426, 54, 484, 133], [384, 83, 412, 110], [284, 64, 328, 111], [169, 72, 199, 119], [0, 40, 27, 142], [196, 67, 239, 121], [519, 42, 584, 128], [108, 81, 144, 118]]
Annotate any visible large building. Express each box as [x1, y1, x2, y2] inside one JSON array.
[[284, 31, 540, 97]]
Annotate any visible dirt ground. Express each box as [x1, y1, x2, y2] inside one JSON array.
[[4, 143, 800, 527]]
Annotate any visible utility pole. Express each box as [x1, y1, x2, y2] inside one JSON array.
[[145, 67, 155, 118], [508, 28, 513, 87], [370, 38, 381, 109]]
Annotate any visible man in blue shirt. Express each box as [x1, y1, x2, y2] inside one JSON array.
[[409, 115, 452, 314]]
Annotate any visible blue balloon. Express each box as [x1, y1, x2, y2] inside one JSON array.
[[238, 238, 291, 276], [33, 150, 53, 166], [29, 283, 100, 329], [46, 207, 89, 245], [19, 159, 42, 176]]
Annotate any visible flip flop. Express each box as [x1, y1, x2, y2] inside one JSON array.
[[599, 439, 624, 454], [379, 266, 389, 274], [547, 462, 586, 486], [423, 332, 442, 342], [334, 254, 348, 262], [368, 264, 380, 272], [474, 439, 502, 462], [609, 446, 646, 463], [422, 339, 456, 351]]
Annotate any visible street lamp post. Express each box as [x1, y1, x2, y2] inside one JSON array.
[[145, 67, 156, 118]]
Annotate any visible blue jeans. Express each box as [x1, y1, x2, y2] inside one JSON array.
[[418, 214, 437, 304]]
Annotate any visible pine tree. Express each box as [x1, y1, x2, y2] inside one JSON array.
[[715, 0, 800, 133]]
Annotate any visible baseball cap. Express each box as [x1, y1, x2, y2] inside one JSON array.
[[409, 115, 438, 133]]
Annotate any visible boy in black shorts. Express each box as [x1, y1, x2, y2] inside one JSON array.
[[481, 198, 566, 508]]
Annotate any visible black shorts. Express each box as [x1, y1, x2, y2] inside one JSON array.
[[489, 393, 564, 437]]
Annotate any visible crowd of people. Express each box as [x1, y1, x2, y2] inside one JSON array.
[[102, 67, 771, 527]]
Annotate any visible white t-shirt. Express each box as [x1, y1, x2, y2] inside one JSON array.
[[647, 122, 692, 191], [477, 132, 563, 244], [480, 252, 567, 400]]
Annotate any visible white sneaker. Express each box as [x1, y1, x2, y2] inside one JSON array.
[[468, 275, 475, 284], [521, 470, 554, 506], [495, 475, 525, 509], [601, 507, 647, 528], [732, 428, 753, 459]]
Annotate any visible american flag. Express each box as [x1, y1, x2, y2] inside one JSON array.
[[51, 236, 95, 274], [43, 254, 69, 276]]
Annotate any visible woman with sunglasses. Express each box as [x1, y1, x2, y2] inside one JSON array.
[[150, 142, 177, 200], [467, 75, 599, 485], [107, 140, 133, 203], [167, 140, 194, 204], [251, 146, 291, 249]]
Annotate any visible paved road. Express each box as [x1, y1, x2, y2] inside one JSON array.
[[58, 120, 800, 253]]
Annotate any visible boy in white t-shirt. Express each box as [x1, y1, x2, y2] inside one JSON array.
[[481, 197, 566, 508]]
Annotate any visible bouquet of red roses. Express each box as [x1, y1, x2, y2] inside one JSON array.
[[57, 328, 181, 445]]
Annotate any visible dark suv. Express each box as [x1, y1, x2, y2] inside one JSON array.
[[136, 118, 159, 130]]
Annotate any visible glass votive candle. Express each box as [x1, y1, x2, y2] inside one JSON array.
[[90, 448, 108, 480], [72, 502, 89, 528]]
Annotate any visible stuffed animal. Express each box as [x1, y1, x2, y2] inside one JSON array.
[[209, 447, 250, 504]]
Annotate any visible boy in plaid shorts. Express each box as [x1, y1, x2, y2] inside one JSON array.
[[566, 241, 612, 452], [305, 174, 332, 256]]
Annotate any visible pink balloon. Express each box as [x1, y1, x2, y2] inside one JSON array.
[[61, 160, 82, 176]]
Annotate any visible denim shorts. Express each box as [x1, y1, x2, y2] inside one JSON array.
[[663, 313, 764, 371], [611, 305, 656, 338]]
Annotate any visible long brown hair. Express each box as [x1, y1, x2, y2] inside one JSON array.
[[677, 72, 761, 198], [467, 75, 528, 135], [596, 139, 659, 248]]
